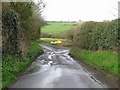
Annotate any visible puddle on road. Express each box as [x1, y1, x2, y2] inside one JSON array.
[[27, 60, 53, 74], [89, 74, 106, 88], [28, 66, 41, 74]]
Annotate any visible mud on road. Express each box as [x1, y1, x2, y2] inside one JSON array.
[[9, 44, 116, 88]]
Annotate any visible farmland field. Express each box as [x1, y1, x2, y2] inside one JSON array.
[[41, 22, 79, 34]]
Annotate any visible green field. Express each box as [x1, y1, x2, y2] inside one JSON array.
[[47, 22, 77, 26], [41, 22, 79, 34]]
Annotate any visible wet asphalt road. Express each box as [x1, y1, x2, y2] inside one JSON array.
[[9, 44, 106, 88]]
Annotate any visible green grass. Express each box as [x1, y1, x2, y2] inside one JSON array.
[[41, 26, 72, 34], [2, 41, 43, 88], [41, 22, 78, 34], [70, 48, 118, 77]]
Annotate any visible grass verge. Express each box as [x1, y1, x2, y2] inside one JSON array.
[[2, 41, 43, 88], [70, 48, 118, 78]]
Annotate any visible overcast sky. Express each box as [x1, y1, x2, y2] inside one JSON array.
[[41, 0, 119, 21]]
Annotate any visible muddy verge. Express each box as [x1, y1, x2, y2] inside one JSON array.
[[71, 56, 118, 88]]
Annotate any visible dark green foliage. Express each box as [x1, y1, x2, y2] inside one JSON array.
[[73, 20, 118, 52], [2, 10, 19, 55], [10, 2, 33, 20], [2, 2, 46, 56], [10, 2, 41, 40]]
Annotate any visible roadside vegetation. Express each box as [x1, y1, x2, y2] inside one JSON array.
[[2, 41, 43, 88], [68, 19, 119, 79], [2, 1, 45, 88], [70, 48, 118, 77]]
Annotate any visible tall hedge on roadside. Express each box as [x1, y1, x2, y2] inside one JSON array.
[[2, 3, 20, 55], [2, 1, 46, 56], [73, 19, 118, 52]]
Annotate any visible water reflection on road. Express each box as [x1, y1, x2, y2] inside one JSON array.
[[9, 44, 106, 88]]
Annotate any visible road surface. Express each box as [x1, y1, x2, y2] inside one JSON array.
[[9, 44, 106, 88]]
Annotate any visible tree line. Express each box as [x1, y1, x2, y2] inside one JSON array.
[[2, 1, 46, 56]]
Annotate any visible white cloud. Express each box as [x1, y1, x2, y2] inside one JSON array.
[[42, 0, 119, 21]]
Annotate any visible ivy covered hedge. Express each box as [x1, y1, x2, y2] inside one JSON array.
[[2, 9, 19, 55], [2, 2, 46, 56]]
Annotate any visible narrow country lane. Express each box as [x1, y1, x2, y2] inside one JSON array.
[[9, 44, 106, 88]]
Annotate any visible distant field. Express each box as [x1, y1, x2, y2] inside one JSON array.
[[41, 22, 79, 34], [47, 22, 77, 26]]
